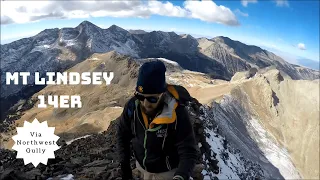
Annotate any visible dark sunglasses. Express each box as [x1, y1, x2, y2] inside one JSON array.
[[135, 93, 160, 103]]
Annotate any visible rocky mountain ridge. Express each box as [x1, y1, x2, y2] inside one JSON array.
[[1, 21, 319, 121], [1, 21, 318, 98]]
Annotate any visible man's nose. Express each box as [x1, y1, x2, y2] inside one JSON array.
[[143, 99, 152, 107]]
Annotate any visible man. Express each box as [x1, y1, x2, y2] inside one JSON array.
[[117, 60, 198, 180]]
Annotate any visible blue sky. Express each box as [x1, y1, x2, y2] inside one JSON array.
[[1, 0, 319, 62]]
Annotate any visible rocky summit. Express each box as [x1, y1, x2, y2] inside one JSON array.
[[0, 95, 269, 180], [0, 98, 204, 180]]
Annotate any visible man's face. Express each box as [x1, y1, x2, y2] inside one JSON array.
[[135, 92, 164, 115]]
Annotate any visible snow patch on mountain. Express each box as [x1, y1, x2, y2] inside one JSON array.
[[66, 135, 92, 145], [64, 40, 76, 47], [157, 58, 179, 66], [199, 105, 265, 179], [30, 45, 51, 53], [47, 174, 74, 180], [204, 130, 240, 179], [209, 94, 301, 179], [247, 118, 301, 179], [110, 39, 139, 58]]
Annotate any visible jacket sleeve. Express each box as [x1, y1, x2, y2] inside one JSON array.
[[116, 100, 133, 180], [174, 106, 198, 180]]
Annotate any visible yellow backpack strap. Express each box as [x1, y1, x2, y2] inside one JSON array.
[[167, 84, 179, 100]]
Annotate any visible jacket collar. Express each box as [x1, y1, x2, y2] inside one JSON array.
[[138, 84, 179, 129]]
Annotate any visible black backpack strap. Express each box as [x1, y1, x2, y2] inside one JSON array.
[[125, 98, 137, 137], [126, 98, 136, 119]]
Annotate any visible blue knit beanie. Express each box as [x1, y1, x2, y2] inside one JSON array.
[[136, 60, 167, 94]]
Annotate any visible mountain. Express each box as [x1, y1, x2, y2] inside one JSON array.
[[1, 21, 318, 98], [1, 21, 319, 128], [262, 47, 320, 71], [188, 68, 319, 179], [1, 25, 317, 127], [229, 69, 319, 179], [198, 36, 319, 80], [0, 52, 240, 178], [1, 52, 318, 179], [297, 58, 319, 70]]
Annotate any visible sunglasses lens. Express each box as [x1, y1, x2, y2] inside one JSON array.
[[135, 93, 159, 103], [146, 97, 159, 103]]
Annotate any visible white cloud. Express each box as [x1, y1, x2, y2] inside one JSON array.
[[241, 0, 258, 7], [298, 43, 306, 50], [274, 0, 289, 7], [0, 1, 151, 24], [234, 9, 249, 17], [147, 1, 188, 17], [1, 0, 239, 26], [184, 0, 239, 26]]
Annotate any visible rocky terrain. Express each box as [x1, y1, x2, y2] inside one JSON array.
[[229, 69, 319, 179], [0, 88, 269, 180], [1, 52, 318, 179], [0, 51, 137, 148], [0, 121, 127, 180], [1, 21, 319, 121], [189, 68, 319, 179]]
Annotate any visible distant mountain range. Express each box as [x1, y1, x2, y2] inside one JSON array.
[[264, 48, 319, 71], [1, 20, 319, 119], [296, 58, 319, 70]]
